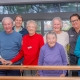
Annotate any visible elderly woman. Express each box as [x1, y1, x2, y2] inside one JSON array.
[[38, 31, 67, 76], [7, 20, 44, 76], [44, 17, 69, 63]]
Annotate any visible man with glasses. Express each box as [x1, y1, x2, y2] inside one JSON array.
[[68, 14, 80, 76]]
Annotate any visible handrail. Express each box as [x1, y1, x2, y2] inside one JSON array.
[[0, 65, 80, 70], [0, 76, 80, 80], [0, 65, 80, 80]]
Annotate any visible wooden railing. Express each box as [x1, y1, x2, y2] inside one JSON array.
[[0, 65, 80, 80]]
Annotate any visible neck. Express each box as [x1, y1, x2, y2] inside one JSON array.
[[6, 30, 13, 34], [54, 31, 62, 34], [15, 26, 22, 29], [29, 33, 35, 36], [15, 26, 22, 32], [75, 28, 80, 33]]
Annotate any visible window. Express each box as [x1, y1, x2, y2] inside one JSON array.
[[60, 3, 77, 12], [0, 6, 8, 14], [78, 3, 80, 12], [0, 22, 3, 32]]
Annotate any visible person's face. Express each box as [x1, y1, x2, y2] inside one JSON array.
[[3, 19, 13, 34], [53, 19, 61, 32], [46, 34, 57, 47], [26, 23, 37, 36], [15, 17, 23, 27], [70, 16, 80, 29]]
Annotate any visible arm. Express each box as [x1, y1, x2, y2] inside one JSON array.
[[39, 35, 44, 48], [74, 36, 80, 57], [60, 46, 68, 75], [11, 46, 24, 63], [65, 32, 69, 46], [38, 47, 44, 76]]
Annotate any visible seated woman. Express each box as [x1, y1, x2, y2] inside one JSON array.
[[38, 31, 67, 76]]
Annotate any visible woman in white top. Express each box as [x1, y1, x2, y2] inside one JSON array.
[[44, 17, 69, 63]]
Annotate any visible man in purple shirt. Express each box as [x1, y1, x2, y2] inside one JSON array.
[[38, 31, 67, 76]]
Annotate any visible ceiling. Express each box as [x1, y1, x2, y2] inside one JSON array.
[[0, 0, 80, 5]]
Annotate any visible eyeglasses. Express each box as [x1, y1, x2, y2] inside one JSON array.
[[70, 19, 79, 23]]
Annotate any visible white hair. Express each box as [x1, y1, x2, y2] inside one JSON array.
[[26, 20, 37, 27], [2, 17, 13, 25], [46, 31, 57, 39], [51, 17, 63, 27]]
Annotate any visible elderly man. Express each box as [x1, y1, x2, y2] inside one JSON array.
[[0, 17, 22, 76], [8, 20, 44, 76], [38, 31, 67, 76]]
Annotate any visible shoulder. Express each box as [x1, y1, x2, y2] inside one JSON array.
[[40, 43, 47, 51], [56, 42, 64, 49], [36, 33, 43, 38], [22, 27, 27, 31], [22, 27, 28, 33], [62, 31, 69, 36], [0, 31, 4, 34], [68, 27, 73, 33], [0, 31, 4, 37], [22, 34, 29, 39], [13, 31, 22, 39]]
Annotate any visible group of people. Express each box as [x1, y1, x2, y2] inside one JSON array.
[[0, 13, 80, 77]]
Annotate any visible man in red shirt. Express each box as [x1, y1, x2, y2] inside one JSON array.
[[7, 20, 44, 76]]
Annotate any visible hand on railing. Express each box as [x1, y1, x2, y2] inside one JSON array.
[[60, 74, 65, 77], [6, 61, 12, 65], [0, 58, 7, 65]]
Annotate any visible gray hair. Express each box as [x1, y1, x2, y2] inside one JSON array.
[[2, 17, 13, 25], [26, 20, 37, 27], [51, 17, 63, 27], [46, 31, 57, 39]]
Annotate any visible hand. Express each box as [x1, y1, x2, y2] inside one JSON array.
[[6, 61, 13, 65], [35, 71, 40, 76], [0, 58, 7, 65], [60, 74, 65, 77]]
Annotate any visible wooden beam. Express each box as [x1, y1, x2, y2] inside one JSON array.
[[0, 65, 80, 70], [0, 76, 80, 80]]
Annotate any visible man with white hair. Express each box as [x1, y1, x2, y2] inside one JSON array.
[[0, 17, 22, 76]]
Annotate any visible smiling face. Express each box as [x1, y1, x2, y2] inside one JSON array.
[[70, 16, 80, 29], [52, 19, 62, 33], [46, 33, 57, 48], [2, 18, 13, 34], [15, 16, 23, 27], [26, 21, 37, 36]]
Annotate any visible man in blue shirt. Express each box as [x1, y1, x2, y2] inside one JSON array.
[[0, 17, 22, 76]]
